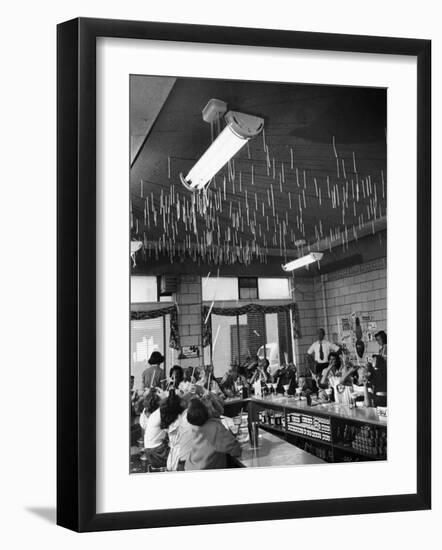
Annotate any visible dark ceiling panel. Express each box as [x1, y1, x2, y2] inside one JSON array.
[[129, 75, 176, 164], [130, 76, 387, 268]]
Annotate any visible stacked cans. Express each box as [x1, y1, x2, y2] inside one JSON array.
[[350, 425, 387, 457]]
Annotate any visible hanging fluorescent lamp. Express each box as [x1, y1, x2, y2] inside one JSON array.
[[282, 252, 324, 272], [180, 107, 264, 191]]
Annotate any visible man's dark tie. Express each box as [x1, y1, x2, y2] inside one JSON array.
[[319, 342, 324, 361]]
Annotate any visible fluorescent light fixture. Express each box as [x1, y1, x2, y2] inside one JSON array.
[[282, 252, 324, 272], [180, 110, 264, 191]]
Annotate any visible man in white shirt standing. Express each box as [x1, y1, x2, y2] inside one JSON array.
[[307, 328, 340, 376]]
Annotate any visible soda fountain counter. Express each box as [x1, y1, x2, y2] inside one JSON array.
[[224, 396, 387, 464], [234, 430, 325, 468]]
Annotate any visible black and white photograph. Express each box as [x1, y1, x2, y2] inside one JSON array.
[[0, 0, 435, 541], [129, 75, 388, 474]]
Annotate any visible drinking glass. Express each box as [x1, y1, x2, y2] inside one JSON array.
[[231, 415, 242, 436], [349, 392, 358, 409]]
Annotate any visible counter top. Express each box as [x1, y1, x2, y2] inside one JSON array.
[[225, 396, 387, 427], [236, 431, 325, 468]]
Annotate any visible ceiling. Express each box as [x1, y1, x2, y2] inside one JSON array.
[[130, 76, 176, 164], [130, 76, 387, 268]]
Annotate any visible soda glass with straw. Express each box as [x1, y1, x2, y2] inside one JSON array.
[[236, 410, 248, 443]]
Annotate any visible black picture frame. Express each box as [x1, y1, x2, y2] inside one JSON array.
[[57, 17, 431, 532]]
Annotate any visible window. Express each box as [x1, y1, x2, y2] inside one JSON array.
[[202, 276, 238, 301], [204, 310, 294, 378], [201, 276, 291, 301], [130, 316, 173, 389], [131, 276, 158, 303], [263, 312, 293, 374], [238, 277, 258, 300], [258, 278, 291, 299], [204, 314, 248, 375], [131, 275, 173, 303]]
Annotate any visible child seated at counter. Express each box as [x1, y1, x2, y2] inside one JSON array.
[[274, 363, 298, 395], [185, 398, 241, 470], [297, 374, 319, 396], [195, 364, 226, 396], [219, 366, 239, 397], [318, 351, 358, 405], [167, 365, 184, 390], [249, 358, 270, 386], [139, 389, 169, 469], [351, 363, 375, 406], [139, 389, 160, 432], [166, 393, 195, 471]]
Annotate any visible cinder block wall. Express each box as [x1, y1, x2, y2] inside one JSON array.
[[174, 258, 387, 373], [293, 257, 387, 371], [317, 257, 387, 358], [177, 273, 203, 369]]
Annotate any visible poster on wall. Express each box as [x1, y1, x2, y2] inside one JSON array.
[[178, 345, 200, 359]]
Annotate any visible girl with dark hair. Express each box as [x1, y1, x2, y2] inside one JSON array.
[[178, 366, 198, 393], [139, 388, 169, 469], [318, 351, 341, 386], [185, 398, 241, 470], [166, 393, 194, 471], [141, 351, 165, 389], [375, 330, 387, 349], [201, 391, 224, 418], [318, 350, 357, 405], [138, 389, 162, 436], [242, 356, 258, 385], [219, 367, 239, 397], [186, 398, 209, 426], [195, 364, 225, 397], [195, 364, 212, 390], [273, 362, 297, 395], [308, 351, 340, 396], [160, 391, 183, 430], [168, 365, 184, 390], [143, 388, 161, 414], [250, 358, 270, 386]]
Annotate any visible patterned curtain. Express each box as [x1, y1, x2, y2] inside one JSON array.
[[131, 305, 180, 350], [201, 302, 300, 347]]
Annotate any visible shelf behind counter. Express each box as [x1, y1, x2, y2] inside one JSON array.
[[224, 396, 386, 426], [223, 396, 387, 463]]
